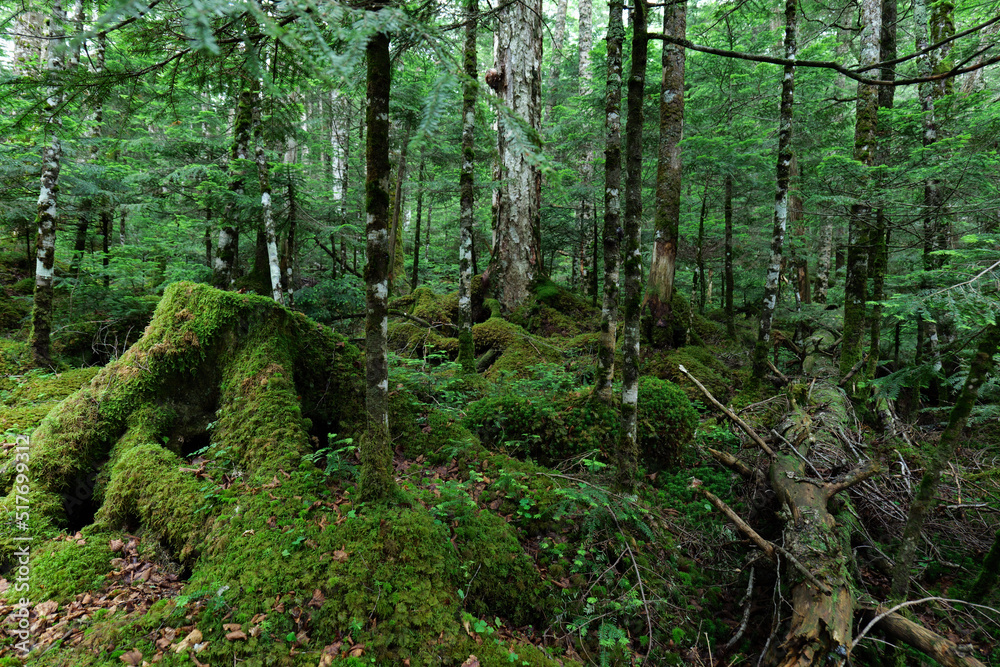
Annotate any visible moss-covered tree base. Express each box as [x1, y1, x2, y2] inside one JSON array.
[[0, 283, 614, 666]]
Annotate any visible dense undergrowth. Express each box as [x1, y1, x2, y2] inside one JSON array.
[[0, 273, 997, 666]]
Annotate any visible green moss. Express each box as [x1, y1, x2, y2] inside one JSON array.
[[451, 508, 547, 626], [643, 344, 732, 404], [636, 376, 698, 467], [17, 526, 116, 603]]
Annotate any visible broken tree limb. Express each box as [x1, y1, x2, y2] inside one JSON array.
[[824, 460, 880, 498], [855, 605, 987, 667], [706, 447, 767, 486], [695, 481, 832, 596], [678, 364, 775, 456], [694, 481, 774, 560], [837, 351, 869, 387]]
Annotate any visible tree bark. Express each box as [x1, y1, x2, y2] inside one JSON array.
[[868, 1, 895, 383], [458, 0, 478, 375], [840, 0, 881, 384], [411, 157, 425, 292], [30, 0, 66, 368], [215, 86, 253, 289], [724, 174, 735, 336], [577, 0, 594, 299], [751, 0, 795, 379], [488, 0, 543, 312], [891, 321, 1000, 601], [594, 0, 624, 405], [644, 0, 686, 348], [253, 82, 284, 305], [360, 29, 395, 503], [617, 0, 648, 491], [543, 0, 569, 124]]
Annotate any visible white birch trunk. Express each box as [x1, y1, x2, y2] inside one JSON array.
[[30, 1, 66, 367]]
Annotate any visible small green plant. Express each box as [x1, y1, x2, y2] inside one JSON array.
[[310, 434, 358, 479]]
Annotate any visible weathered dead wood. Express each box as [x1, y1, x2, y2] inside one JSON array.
[[695, 482, 774, 560], [678, 364, 775, 456], [856, 606, 987, 667], [706, 446, 767, 486], [767, 381, 856, 666]]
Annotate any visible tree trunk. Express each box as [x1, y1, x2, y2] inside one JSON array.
[[411, 157, 425, 292], [253, 83, 284, 305], [867, 0, 896, 384], [360, 29, 395, 503], [30, 0, 66, 369], [577, 0, 594, 299], [458, 0, 478, 375], [12, 9, 45, 75], [752, 0, 795, 379], [594, 0, 624, 405], [724, 174, 736, 337], [284, 151, 297, 305], [644, 0, 686, 348], [215, 87, 253, 289], [389, 128, 410, 294], [840, 0, 881, 384], [488, 0, 543, 312], [891, 321, 1000, 601], [696, 180, 708, 314], [968, 526, 1000, 604], [543, 0, 569, 124], [768, 381, 855, 665], [617, 0, 648, 491]]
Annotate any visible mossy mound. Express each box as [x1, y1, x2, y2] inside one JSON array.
[[464, 377, 696, 468], [509, 278, 599, 338], [388, 321, 459, 357], [643, 344, 733, 404], [472, 316, 563, 380], [0, 283, 580, 666], [0, 366, 100, 435]]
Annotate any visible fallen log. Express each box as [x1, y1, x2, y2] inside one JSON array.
[[856, 606, 986, 667]]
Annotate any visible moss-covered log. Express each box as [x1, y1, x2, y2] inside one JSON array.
[[768, 381, 856, 665]]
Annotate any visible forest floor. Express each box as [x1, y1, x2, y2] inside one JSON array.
[[0, 273, 997, 666]]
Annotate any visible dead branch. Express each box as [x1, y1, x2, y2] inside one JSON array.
[[706, 447, 768, 486], [678, 364, 775, 456], [723, 567, 754, 651], [855, 605, 987, 667], [824, 460, 880, 498], [695, 482, 832, 596], [838, 352, 870, 387]]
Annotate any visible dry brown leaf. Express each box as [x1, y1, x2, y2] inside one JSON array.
[[331, 550, 349, 563], [307, 589, 325, 608], [222, 623, 242, 632], [36, 600, 58, 616], [118, 649, 142, 665], [225, 630, 247, 641]]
